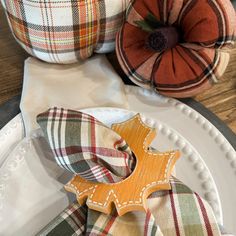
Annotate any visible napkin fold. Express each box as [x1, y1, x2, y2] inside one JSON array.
[[37, 108, 222, 236], [20, 55, 128, 136], [37, 107, 136, 183], [37, 178, 222, 236]]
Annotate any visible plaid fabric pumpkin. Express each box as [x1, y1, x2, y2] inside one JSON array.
[[116, 0, 236, 98], [1, 0, 130, 63]]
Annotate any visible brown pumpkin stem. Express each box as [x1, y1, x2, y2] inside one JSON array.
[[145, 26, 179, 52]]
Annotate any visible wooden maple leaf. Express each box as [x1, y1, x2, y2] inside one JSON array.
[[65, 114, 180, 216]]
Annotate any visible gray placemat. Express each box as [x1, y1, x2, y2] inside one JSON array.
[[0, 95, 21, 128], [0, 95, 235, 150]]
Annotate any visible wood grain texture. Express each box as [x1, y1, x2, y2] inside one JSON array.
[[0, 5, 27, 105], [65, 114, 179, 216], [195, 48, 236, 133], [0, 5, 235, 133]]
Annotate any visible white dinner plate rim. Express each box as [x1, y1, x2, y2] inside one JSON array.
[[0, 107, 223, 225]]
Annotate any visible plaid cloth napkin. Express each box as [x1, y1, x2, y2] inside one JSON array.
[[37, 108, 223, 236], [36, 178, 223, 236], [37, 107, 136, 183]]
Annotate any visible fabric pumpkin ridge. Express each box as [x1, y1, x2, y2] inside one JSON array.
[[116, 0, 236, 98]]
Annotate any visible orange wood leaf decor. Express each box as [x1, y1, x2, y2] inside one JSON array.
[[65, 114, 180, 216]]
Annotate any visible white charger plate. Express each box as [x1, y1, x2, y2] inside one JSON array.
[[0, 86, 235, 234], [0, 109, 221, 235]]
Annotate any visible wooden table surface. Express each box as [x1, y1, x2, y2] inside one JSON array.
[[0, 5, 235, 134]]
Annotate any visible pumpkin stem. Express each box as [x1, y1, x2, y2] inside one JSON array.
[[145, 26, 179, 52]]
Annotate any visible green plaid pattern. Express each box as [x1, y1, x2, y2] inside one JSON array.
[[37, 178, 222, 236], [37, 107, 135, 183], [37, 108, 222, 235], [37, 204, 87, 236]]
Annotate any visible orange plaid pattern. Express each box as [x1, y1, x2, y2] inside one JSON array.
[[1, 0, 129, 63]]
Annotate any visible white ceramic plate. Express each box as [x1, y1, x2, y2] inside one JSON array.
[[0, 109, 223, 235], [0, 86, 235, 234], [0, 114, 24, 167], [125, 86, 236, 234]]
